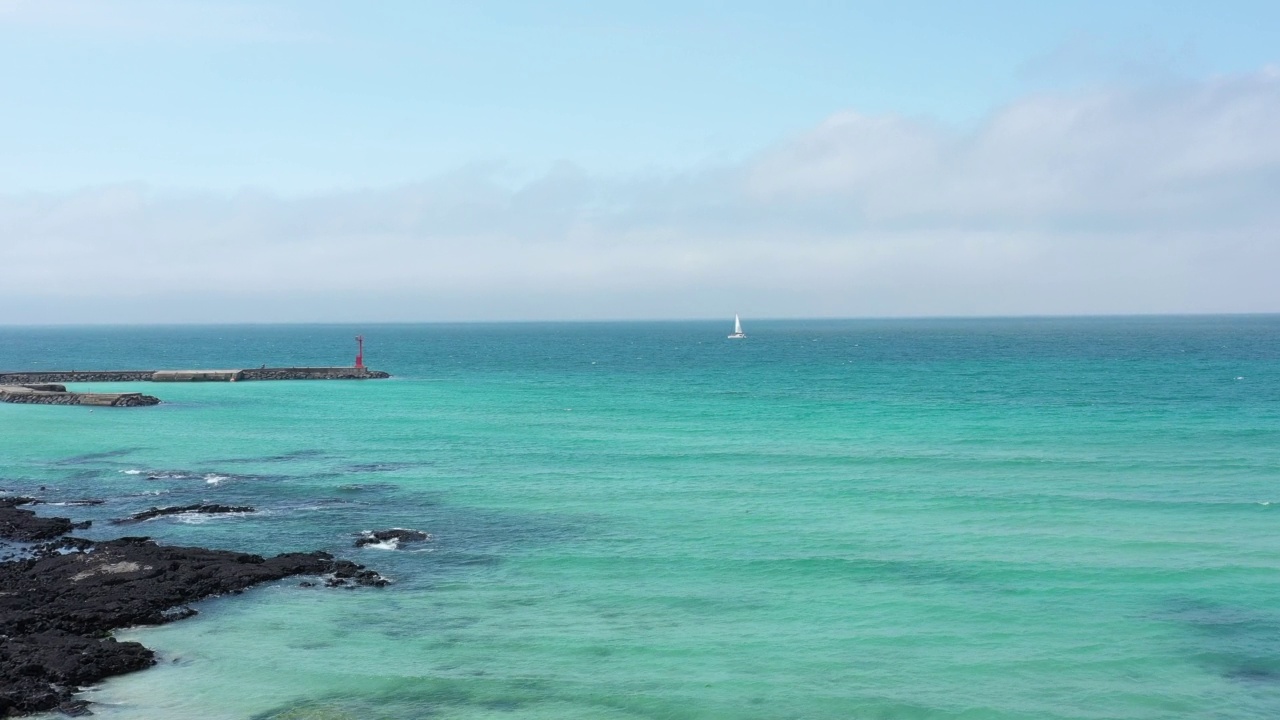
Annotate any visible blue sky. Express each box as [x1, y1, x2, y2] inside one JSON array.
[[0, 0, 1277, 321], [3, 0, 1277, 191]]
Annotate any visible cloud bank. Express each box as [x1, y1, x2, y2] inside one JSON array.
[[2, 69, 1277, 323]]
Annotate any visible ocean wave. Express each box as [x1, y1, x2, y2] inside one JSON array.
[[142, 472, 191, 480], [335, 482, 400, 493], [343, 461, 425, 473], [126, 469, 270, 484], [285, 499, 368, 512], [171, 510, 259, 525]]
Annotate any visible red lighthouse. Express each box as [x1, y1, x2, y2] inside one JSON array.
[[354, 335, 365, 369]]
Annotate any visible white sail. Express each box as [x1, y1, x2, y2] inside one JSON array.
[[728, 314, 746, 339]]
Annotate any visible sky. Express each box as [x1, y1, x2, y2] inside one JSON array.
[[1, 0, 1277, 323]]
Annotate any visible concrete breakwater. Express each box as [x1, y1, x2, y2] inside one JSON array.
[[0, 385, 161, 407], [0, 367, 390, 384], [238, 367, 390, 381], [0, 367, 387, 408], [0, 371, 155, 383]]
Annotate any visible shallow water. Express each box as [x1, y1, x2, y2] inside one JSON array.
[[2, 318, 1279, 719]]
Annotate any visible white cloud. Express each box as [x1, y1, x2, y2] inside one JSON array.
[[1, 69, 1277, 323], [749, 69, 1280, 226]]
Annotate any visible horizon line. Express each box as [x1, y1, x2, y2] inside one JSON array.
[[1, 311, 1278, 329]]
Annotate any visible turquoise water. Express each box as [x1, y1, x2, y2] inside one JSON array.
[[2, 317, 1279, 719]]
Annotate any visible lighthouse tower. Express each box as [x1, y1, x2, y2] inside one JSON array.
[[354, 335, 365, 370]]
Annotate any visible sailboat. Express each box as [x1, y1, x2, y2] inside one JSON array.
[[728, 314, 747, 339]]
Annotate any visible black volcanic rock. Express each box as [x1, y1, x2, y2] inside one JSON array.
[[0, 498, 76, 542], [0, 633, 153, 717], [354, 528, 432, 548], [111, 504, 256, 525], [0, 507, 387, 716], [0, 537, 371, 636]]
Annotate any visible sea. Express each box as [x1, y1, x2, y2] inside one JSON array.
[[2, 316, 1278, 720]]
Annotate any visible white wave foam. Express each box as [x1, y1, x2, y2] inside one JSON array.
[[120, 469, 143, 475], [172, 510, 254, 524], [204, 474, 230, 485]]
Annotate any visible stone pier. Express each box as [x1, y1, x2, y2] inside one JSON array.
[[0, 367, 389, 408], [0, 367, 390, 384], [0, 385, 161, 407]]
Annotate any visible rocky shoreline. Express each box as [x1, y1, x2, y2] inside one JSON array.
[[0, 498, 386, 717]]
